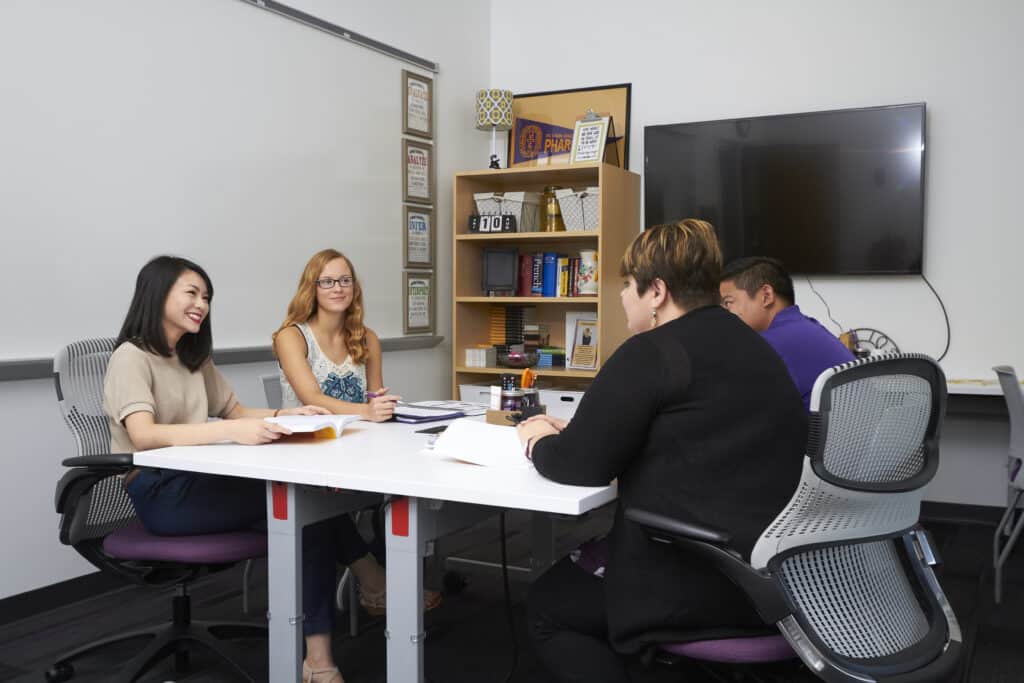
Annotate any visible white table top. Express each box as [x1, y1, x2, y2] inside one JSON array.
[[134, 420, 617, 516]]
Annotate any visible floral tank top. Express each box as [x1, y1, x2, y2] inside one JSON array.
[[279, 323, 367, 408]]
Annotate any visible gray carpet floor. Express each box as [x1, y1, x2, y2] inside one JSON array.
[[1, 507, 1019, 682]]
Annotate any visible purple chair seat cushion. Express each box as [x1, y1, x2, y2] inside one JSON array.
[[104, 520, 267, 564], [661, 634, 794, 663]]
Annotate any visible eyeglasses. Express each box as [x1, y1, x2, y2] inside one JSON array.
[[316, 276, 354, 289]]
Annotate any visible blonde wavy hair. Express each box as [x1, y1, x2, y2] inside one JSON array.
[[273, 249, 368, 365]]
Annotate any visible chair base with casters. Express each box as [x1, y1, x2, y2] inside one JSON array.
[[53, 463, 269, 683], [45, 584, 266, 683]]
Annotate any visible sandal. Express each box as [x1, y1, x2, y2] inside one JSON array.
[[358, 585, 442, 616], [303, 662, 342, 683]]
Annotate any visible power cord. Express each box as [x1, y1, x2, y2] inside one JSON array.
[[805, 276, 844, 335], [499, 511, 519, 683], [921, 274, 951, 362]]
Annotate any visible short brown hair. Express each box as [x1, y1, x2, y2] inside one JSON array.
[[619, 219, 723, 310]]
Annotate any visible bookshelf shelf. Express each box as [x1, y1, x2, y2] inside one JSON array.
[[451, 162, 640, 398], [455, 231, 599, 242], [454, 366, 598, 379], [455, 296, 598, 304]]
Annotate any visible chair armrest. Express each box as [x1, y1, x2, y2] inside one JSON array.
[[626, 506, 789, 624], [61, 453, 134, 469], [625, 507, 732, 545], [54, 453, 133, 515]]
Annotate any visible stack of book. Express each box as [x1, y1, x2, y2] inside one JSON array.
[[488, 305, 506, 345], [523, 322, 549, 355]]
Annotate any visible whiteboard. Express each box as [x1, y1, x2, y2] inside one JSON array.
[[0, 0, 433, 361]]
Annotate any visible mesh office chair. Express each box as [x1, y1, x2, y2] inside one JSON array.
[[259, 372, 362, 635], [627, 354, 961, 682], [49, 338, 267, 683], [992, 365, 1024, 604]]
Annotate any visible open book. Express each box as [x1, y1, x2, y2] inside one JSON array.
[[431, 418, 530, 468], [265, 414, 361, 439]]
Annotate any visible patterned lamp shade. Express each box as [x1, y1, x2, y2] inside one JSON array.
[[475, 89, 514, 131]]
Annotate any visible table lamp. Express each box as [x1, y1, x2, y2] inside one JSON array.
[[476, 89, 513, 169]]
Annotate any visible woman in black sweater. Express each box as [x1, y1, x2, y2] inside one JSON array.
[[517, 219, 808, 682]]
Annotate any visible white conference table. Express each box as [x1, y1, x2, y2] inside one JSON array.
[[135, 419, 617, 682]]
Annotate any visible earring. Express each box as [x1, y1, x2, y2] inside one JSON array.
[[651, 308, 658, 328]]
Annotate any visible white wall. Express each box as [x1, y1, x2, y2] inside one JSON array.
[[491, 0, 1021, 507], [0, 0, 488, 600], [491, 0, 1023, 381]]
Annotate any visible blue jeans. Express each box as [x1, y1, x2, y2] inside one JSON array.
[[127, 468, 370, 635]]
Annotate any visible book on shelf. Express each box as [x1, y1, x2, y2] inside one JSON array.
[[541, 252, 558, 297], [557, 256, 570, 296], [530, 253, 544, 296], [518, 253, 533, 296], [265, 414, 361, 439]]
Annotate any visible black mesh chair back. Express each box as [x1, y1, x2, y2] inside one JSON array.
[[751, 354, 959, 682], [54, 338, 136, 551]]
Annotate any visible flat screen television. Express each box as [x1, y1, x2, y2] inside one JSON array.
[[644, 103, 925, 275]]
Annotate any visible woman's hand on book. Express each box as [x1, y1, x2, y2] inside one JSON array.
[[230, 418, 293, 445], [279, 405, 331, 417], [365, 387, 401, 422]]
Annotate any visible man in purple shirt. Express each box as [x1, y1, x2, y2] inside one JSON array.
[[720, 257, 855, 410]]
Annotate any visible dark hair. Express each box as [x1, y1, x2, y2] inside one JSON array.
[[115, 256, 214, 372], [619, 219, 723, 309], [720, 256, 796, 305]]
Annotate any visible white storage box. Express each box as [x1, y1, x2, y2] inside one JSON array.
[[538, 388, 586, 421], [474, 191, 542, 232], [459, 383, 494, 405], [555, 187, 600, 232]]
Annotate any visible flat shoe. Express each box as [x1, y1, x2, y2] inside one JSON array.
[[303, 661, 342, 683], [359, 586, 442, 616]]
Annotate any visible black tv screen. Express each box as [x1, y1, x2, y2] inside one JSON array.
[[644, 103, 925, 275]]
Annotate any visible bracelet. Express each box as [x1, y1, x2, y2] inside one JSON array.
[[524, 436, 535, 461], [273, 408, 280, 418]]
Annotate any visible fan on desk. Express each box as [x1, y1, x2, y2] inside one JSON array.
[[842, 328, 900, 358]]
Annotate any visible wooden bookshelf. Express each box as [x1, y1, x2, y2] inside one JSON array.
[[451, 162, 640, 398]]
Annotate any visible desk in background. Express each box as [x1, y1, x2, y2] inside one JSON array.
[[135, 419, 616, 683]]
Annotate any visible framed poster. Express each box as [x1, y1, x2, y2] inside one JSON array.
[[570, 115, 612, 164], [508, 83, 631, 168], [403, 271, 435, 334], [403, 139, 434, 205], [568, 317, 599, 370], [403, 206, 434, 269], [402, 70, 433, 139]]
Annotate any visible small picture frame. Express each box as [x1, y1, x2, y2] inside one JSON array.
[[403, 206, 434, 269], [402, 70, 433, 139], [568, 318, 599, 370], [403, 139, 434, 205], [570, 115, 611, 164], [403, 271, 435, 335]]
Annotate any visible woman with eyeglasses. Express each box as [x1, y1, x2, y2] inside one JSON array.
[[274, 248, 399, 421], [103, 255, 351, 683], [272, 249, 441, 672]]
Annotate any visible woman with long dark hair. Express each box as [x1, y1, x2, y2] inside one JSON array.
[[104, 255, 348, 683]]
